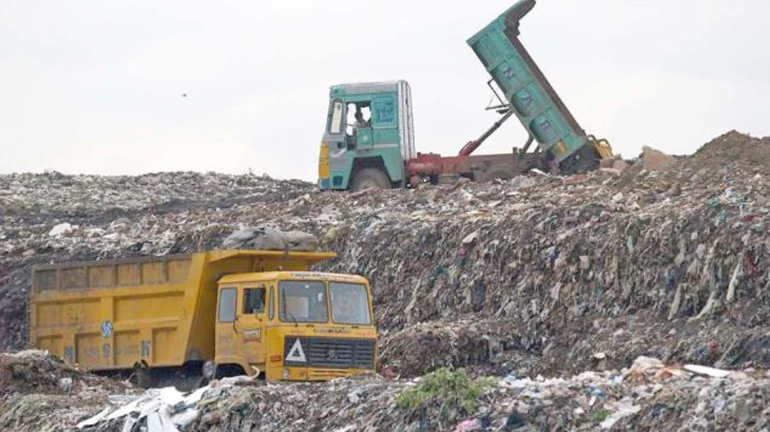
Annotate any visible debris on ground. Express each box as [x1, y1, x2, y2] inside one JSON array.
[[0, 350, 130, 397], [0, 350, 135, 432], [77, 375, 261, 432], [69, 358, 770, 432]]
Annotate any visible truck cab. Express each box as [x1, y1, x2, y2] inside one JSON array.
[[318, 80, 416, 191], [215, 271, 377, 381]]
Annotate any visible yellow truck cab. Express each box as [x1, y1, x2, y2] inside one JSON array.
[[29, 250, 378, 386], [215, 270, 376, 382]]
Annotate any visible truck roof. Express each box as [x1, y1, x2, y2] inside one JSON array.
[[219, 271, 368, 285], [330, 80, 407, 97], [31, 249, 338, 272]]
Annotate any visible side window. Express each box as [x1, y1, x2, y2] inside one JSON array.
[[346, 102, 372, 136], [329, 99, 344, 134], [243, 287, 266, 314], [268, 286, 275, 320], [218, 287, 237, 323]]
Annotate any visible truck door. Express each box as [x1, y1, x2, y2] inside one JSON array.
[[348, 102, 373, 150], [236, 285, 267, 366], [215, 286, 238, 362], [320, 98, 347, 189]]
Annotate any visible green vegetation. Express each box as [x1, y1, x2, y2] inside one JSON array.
[[593, 408, 614, 423], [396, 368, 497, 423]]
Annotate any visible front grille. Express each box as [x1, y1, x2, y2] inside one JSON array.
[[308, 369, 350, 381], [283, 337, 375, 369]]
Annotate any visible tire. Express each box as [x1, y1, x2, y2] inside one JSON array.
[[135, 367, 153, 389], [350, 168, 391, 191], [562, 145, 600, 175]]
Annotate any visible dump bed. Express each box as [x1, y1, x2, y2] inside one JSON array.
[[29, 250, 336, 371], [467, 0, 589, 163]]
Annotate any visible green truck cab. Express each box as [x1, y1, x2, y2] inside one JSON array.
[[318, 81, 416, 191]]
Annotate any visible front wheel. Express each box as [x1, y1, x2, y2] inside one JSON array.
[[350, 168, 391, 191]]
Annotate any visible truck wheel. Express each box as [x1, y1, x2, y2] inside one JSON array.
[[563, 146, 600, 174], [351, 168, 391, 191], [135, 365, 153, 389]]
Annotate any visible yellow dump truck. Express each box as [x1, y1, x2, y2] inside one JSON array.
[[29, 250, 377, 386]]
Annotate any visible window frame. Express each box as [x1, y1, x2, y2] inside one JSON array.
[[242, 287, 266, 315], [328, 99, 344, 134], [268, 285, 275, 321], [329, 282, 372, 325], [278, 280, 329, 324], [218, 287, 237, 323]]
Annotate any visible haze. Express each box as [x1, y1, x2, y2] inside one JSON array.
[[1, 0, 768, 181]]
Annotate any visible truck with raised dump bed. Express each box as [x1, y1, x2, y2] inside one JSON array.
[[318, 0, 613, 191], [29, 250, 377, 387]]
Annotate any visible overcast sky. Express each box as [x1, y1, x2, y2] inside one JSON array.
[[1, 0, 768, 181]]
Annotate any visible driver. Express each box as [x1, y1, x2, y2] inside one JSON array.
[[354, 111, 369, 129]]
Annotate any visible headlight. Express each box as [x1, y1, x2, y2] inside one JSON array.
[[282, 368, 290, 380]]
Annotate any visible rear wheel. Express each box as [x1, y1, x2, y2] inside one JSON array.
[[133, 362, 153, 389], [562, 145, 600, 174], [350, 168, 391, 191]]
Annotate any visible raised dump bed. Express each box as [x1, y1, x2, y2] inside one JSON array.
[[467, 0, 611, 168]]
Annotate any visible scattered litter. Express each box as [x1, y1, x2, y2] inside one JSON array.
[[684, 364, 731, 378]]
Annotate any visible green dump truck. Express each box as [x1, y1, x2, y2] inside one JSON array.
[[318, 0, 613, 191]]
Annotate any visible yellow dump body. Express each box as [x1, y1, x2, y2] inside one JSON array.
[[29, 250, 337, 372]]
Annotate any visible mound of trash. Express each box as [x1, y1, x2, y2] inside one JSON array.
[[0, 350, 129, 397], [0, 350, 135, 432], [687, 130, 770, 170], [2, 130, 770, 382], [64, 357, 770, 432]]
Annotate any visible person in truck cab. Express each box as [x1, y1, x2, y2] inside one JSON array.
[[354, 111, 370, 129]]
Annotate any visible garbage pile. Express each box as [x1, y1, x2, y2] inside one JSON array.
[[0, 350, 135, 432], [77, 375, 262, 432], [0, 350, 127, 397], [64, 357, 770, 432], [0, 171, 312, 259], [2, 131, 770, 378], [377, 318, 542, 378]]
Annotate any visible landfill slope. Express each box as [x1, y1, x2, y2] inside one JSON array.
[[181, 366, 770, 432], [2, 130, 770, 430], [3, 132, 770, 374], [0, 350, 135, 431]]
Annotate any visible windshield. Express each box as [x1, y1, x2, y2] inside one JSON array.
[[279, 281, 328, 323], [330, 282, 371, 325]]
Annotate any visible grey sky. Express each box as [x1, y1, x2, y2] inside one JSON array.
[[1, 0, 768, 181]]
